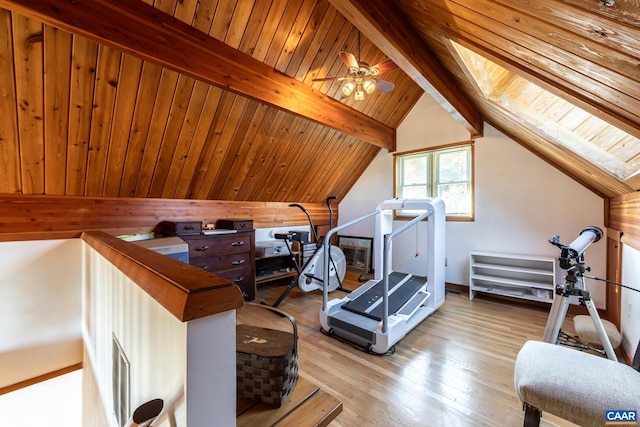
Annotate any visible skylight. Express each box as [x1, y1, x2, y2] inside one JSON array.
[[450, 41, 640, 180]]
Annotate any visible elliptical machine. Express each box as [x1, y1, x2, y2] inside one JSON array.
[[271, 196, 347, 307]]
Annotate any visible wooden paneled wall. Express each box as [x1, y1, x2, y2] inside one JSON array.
[[610, 192, 640, 250], [0, 194, 335, 241]]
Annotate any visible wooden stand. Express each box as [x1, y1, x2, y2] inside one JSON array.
[[236, 376, 342, 427], [255, 251, 299, 288]]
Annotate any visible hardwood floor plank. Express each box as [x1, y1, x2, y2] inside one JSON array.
[[250, 274, 579, 426]]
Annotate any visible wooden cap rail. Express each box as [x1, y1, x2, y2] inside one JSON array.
[[82, 231, 243, 321]]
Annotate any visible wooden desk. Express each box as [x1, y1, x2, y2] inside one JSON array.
[[237, 376, 342, 427]]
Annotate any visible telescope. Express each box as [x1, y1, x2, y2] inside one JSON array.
[[549, 226, 602, 270], [544, 225, 618, 361]]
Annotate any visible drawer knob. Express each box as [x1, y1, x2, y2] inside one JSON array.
[[231, 241, 245, 247], [195, 245, 209, 251], [234, 277, 245, 283], [231, 260, 245, 266]]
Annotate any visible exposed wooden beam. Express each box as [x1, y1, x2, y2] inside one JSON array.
[[329, 0, 483, 137], [0, 0, 396, 150]]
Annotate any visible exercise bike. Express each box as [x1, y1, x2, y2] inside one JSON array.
[[271, 196, 347, 307]]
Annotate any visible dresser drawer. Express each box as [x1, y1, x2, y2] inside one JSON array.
[[186, 234, 253, 257], [216, 219, 253, 231], [217, 268, 255, 300], [162, 221, 202, 236], [190, 252, 251, 272], [170, 227, 256, 300]]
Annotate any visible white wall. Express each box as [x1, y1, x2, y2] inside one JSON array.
[[620, 244, 640, 357], [83, 244, 188, 426], [83, 243, 236, 427], [0, 239, 82, 388], [340, 94, 607, 307]]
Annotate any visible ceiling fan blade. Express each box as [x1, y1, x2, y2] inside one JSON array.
[[370, 59, 397, 75], [339, 51, 359, 69], [375, 79, 395, 92]]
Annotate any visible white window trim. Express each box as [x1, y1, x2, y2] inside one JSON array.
[[394, 141, 474, 221]]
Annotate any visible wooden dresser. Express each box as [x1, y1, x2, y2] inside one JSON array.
[[162, 220, 256, 300]]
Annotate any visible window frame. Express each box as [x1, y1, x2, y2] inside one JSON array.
[[393, 141, 474, 221]]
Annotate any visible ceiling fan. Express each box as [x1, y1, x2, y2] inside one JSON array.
[[312, 32, 397, 101]]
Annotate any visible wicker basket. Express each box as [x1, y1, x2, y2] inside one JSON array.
[[236, 303, 298, 407]]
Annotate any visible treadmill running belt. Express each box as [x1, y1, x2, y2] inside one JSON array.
[[342, 272, 427, 321]]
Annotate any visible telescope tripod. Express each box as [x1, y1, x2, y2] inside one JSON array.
[[542, 264, 618, 361]]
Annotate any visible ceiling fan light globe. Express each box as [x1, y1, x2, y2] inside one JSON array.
[[363, 79, 376, 94], [354, 90, 365, 101], [342, 82, 355, 96]]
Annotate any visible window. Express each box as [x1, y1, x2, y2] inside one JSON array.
[[112, 334, 130, 427], [394, 142, 473, 220]]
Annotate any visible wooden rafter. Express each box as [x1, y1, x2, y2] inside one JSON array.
[[0, 0, 396, 150], [329, 0, 483, 137]]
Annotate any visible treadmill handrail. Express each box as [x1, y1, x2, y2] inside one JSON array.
[[322, 209, 381, 311], [381, 209, 433, 333]]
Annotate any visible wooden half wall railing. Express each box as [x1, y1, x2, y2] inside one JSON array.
[[82, 230, 244, 321], [0, 194, 336, 242]]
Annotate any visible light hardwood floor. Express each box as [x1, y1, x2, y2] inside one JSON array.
[[244, 275, 579, 427]]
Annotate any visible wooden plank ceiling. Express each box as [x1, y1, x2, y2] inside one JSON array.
[[1, 0, 640, 203], [386, 0, 640, 198], [0, 0, 424, 203]]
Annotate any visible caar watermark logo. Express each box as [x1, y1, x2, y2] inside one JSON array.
[[605, 410, 638, 425]]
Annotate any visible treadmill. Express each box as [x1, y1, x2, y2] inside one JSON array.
[[319, 198, 446, 354]]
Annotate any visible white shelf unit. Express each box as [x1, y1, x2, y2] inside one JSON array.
[[469, 252, 556, 303]]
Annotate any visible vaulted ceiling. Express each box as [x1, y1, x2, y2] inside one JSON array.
[[1, 0, 639, 203], [390, 0, 640, 198]]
